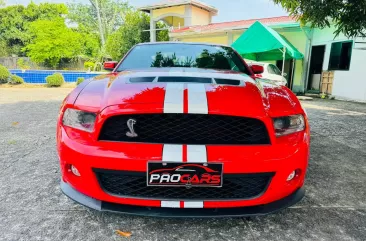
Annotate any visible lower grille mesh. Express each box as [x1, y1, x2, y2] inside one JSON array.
[[95, 170, 273, 200]]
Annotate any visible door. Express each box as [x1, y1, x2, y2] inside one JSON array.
[[307, 45, 326, 92]]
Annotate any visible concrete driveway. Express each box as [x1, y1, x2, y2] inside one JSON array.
[[0, 88, 365, 241]]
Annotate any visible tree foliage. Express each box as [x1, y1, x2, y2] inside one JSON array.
[[24, 18, 84, 67], [0, 39, 9, 57], [273, 0, 366, 37], [0, 3, 68, 56], [68, 0, 130, 46], [0, 2, 170, 66], [106, 11, 169, 60]]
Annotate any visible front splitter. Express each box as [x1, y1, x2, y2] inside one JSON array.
[[61, 180, 304, 218]]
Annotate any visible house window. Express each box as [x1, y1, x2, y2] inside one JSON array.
[[328, 41, 353, 70]]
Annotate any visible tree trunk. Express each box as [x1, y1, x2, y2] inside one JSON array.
[[93, 0, 105, 45]]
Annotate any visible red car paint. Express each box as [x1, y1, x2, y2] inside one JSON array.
[[57, 43, 309, 215]]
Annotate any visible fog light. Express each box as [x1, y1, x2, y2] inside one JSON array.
[[286, 170, 296, 181], [70, 165, 81, 177]]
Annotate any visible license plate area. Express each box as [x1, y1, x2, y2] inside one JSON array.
[[147, 162, 223, 187]]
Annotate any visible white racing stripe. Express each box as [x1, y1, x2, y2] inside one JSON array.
[[187, 84, 208, 114], [161, 201, 180, 208], [186, 84, 207, 208], [164, 83, 184, 113], [185, 145, 206, 208], [183, 201, 204, 208], [162, 144, 183, 162], [161, 144, 183, 207], [187, 145, 207, 163], [161, 83, 207, 209]]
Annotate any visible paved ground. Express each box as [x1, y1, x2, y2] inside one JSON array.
[[0, 88, 365, 241]]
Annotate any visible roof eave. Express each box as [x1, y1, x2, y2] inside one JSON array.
[[138, 1, 218, 15], [170, 22, 301, 36]]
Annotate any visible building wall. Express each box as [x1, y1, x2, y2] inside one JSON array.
[[312, 26, 366, 102], [163, 16, 185, 28], [279, 29, 308, 92], [191, 6, 211, 25], [152, 6, 186, 20], [312, 26, 350, 70], [174, 33, 229, 45], [331, 46, 366, 102]]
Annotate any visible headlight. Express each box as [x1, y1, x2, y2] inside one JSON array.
[[62, 108, 96, 132], [273, 114, 305, 137]]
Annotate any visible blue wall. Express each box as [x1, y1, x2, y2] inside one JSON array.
[[10, 70, 102, 83]]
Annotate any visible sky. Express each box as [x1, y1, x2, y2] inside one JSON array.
[[5, 0, 288, 23]]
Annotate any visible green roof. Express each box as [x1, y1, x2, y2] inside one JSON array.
[[231, 21, 304, 61]]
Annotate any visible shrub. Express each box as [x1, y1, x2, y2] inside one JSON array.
[[17, 58, 31, 70], [9, 74, 24, 85], [46, 73, 65, 87], [84, 61, 95, 70], [0, 64, 10, 83], [76, 77, 85, 85]]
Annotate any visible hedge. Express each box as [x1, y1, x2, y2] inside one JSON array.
[[0, 64, 10, 83], [46, 73, 65, 87], [9, 74, 25, 85], [76, 77, 85, 85]]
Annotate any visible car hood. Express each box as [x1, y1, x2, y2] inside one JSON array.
[[73, 69, 301, 118]]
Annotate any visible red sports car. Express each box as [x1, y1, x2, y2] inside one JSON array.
[[57, 42, 310, 217]]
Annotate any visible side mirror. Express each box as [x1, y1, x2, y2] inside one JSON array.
[[103, 61, 118, 71], [250, 64, 264, 74]]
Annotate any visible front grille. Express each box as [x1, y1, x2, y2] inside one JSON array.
[[95, 170, 273, 200], [99, 114, 270, 145]]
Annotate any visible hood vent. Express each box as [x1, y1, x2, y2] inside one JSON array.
[[158, 76, 212, 83], [130, 77, 155, 83], [215, 79, 241, 86], [128, 76, 243, 86]]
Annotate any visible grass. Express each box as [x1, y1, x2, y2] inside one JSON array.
[[0, 83, 76, 88]]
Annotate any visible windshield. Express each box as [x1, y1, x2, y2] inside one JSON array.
[[117, 43, 249, 74]]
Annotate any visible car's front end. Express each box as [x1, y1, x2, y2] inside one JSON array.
[[57, 43, 309, 217]]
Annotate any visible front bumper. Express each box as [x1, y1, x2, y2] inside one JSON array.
[[61, 180, 305, 217]]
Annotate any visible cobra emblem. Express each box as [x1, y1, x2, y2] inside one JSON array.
[[126, 119, 138, 137]]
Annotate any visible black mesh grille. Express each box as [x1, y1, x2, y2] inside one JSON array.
[[95, 170, 273, 200], [98, 114, 270, 145]]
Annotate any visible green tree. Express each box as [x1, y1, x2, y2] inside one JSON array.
[[24, 18, 84, 68], [273, 0, 366, 37], [105, 11, 169, 60], [0, 3, 67, 56], [157, 21, 170, 42], [67, 0, 130, 46], [0, 40, 9, 57]]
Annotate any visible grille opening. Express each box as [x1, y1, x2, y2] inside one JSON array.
[[95, 169, 274, 200], [98, 114, 271, 145]]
